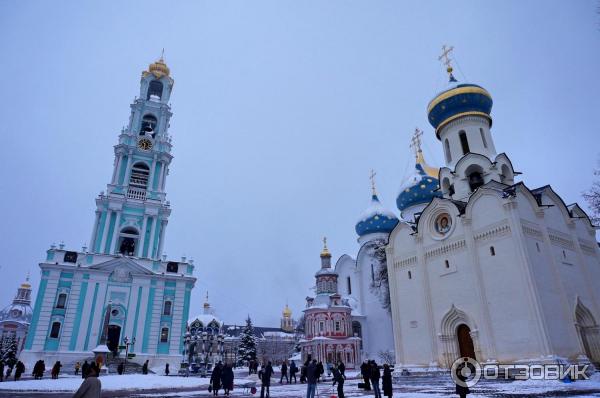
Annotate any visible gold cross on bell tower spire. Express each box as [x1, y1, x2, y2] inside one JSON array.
[[410, 128, 423, 158], [369, 169, 377, 196], [438, 45, 457, 82]]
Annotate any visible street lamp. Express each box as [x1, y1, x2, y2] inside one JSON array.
[[122, 336, 136, 373]]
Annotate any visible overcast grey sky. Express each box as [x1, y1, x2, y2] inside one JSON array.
[[0, 1, 598, 326]]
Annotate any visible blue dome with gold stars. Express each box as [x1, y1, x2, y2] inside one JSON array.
[[355, 194, 399, 237], [397, 151, 442, 212], [427, 83, 493, 138]]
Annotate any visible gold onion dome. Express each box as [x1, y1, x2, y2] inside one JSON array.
[[283, 304, 292, 317], [320, 237, 331, 258], [147, 56, 170, 78]]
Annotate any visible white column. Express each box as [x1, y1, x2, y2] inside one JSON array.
[[90, 211, 101, 252], [99, 211, 112, 254], [123, 150, 134, 186], [147, 217, 156, 259], [111, 154, 122, 184], [109, 211, 122, 254], [137, 215, 148, 257], [157, 220, 167, 258], [160, 164, 167, 191], [148, 155, 157, 191]]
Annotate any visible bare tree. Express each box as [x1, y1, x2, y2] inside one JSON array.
[[378, 349, 395, 365], [583, 163, 600, 225], [369, 240, 391, 312]]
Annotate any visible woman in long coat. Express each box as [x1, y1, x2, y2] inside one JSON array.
[[220, 363, 234, 396], [210, 362, 223, 396], [382, 364, 393, 398]]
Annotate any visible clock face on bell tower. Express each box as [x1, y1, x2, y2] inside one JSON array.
[[137, 138, 153, 151]]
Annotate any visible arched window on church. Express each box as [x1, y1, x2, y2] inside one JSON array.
[[56, 293, 67, 309], [408, 271, 412, 280], [500, 164, 514, 185], [490, 246, 495, 256], [118, 227, 139, 256], [479, 128, 488, 148], [444, 139, 452, 163], [140, 114, 157, 137], [147, 80, 163, 100], [163, 301, 172, 316], [346, 277, 352, 295], [444, 260, 450, 269], [465, 165, 484, 192], [160, 327, 169, 342], [128, 162, 150, 200], [459, 130, 470, 155], [50, 322, 61, 338]]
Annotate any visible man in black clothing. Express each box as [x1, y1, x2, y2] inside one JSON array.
[[260, 361, 274, 398], [280, 361, 288, 383], [332, 365, 345, 398], [289, 360, 298, 383], [360, 361, 371, 390], [370, 361, 382, 398], [81, 360, 89, 379]]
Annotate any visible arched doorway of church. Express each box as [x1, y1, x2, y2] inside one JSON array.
[[456, 324, 476, 359], [107, 325, 122, 354], [575, 300, 600, 365]]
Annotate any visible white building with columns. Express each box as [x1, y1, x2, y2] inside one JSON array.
[[20, 57, 196, 368], [386, 60, 600, 372]]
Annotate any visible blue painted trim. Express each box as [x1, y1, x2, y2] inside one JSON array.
[[151, 219, 161, 258], [118, 155, 128, 185], [84, 283, 99, 351], [69, 281, 88, 350], [142, 287, 155, 353], [94, 211, 107, 253], [153, 163, 162, 190], [24, 277, 48, 350], [180, 287, 191, 353], [142, 217, 153, 258], [104, 211, 116, 254]]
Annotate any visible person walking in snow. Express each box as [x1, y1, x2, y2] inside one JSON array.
[[74, 362, 81, 376], [280, 360, 288, 383], [260, 361, 274, 398], [210, 361, 223, 396], [221, 363, 234, 396], [289, 360, 298, 383], [165, 363, 170, 376], [14, 361, 25, 381], [369, 361, 382, 398], [117, 362, 124, 375], [382, 364, 393, 398], [81, 360, 89, 379], [142, 360, 149, 375], [73, 363, 101, 398], [337, 360, 346, 379], [316, 361, 324, 382], [332, 364, 345, 398], [305, 360, 318, 398], [360, 361, 371, 390], [51, 361, 62, 379]]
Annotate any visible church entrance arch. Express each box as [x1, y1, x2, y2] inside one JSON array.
[[457, 324, 476, 359], [575, 299, 600, 364], [107, 325, 121, 353]]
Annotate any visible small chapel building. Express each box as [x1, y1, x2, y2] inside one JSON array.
[[386, 58, 600, 371]]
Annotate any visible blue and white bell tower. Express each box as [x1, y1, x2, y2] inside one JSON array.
[[91, 56, 175, 259], [21, 57, 196, 369]]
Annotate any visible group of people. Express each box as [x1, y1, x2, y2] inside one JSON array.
[[278, 360, 298, 383], [72, 361, 101, 398], [209, 361, 235, 396], [359, 360, 393, 398], [0, 360, 25, 381]]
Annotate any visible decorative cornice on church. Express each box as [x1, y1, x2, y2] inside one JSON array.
[[394, 254, 417, 269], [521, 221, 544, 241], [437, 114, 490, 139], [578, 239, 597, 256], [547, 228, 575, 250], [424, 238, 466, 259], [473, 222, 511, 242]]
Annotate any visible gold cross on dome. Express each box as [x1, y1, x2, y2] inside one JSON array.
[[369, 169, 377, 195], [410, 128, 423, 158], [438, 45, 454, 69]]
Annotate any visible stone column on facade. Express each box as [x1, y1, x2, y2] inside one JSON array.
[[137, 215, 148, 257], [462, 217, 497, 362], [90, 210, 101, 253], [99, 210, 112, 254], [416, 235, 438, 366], [504, 200, 552, 357], [147, 217, 157, 259], [111, 153, 123, 185], [108, 211, 122, 254], [157, 220, 167, 258], [123, 149, 134, 187], [148, 154, 157, 192], [161, 165, 168, 191], [386, 247, 405, 368]]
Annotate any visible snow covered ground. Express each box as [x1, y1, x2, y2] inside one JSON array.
[[1, 371, 600, 397]]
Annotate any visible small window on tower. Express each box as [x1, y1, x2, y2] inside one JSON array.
[[490, 246, 496, 256], [346, 276, 352, 295], [64, 251, 78, 263], [444, 139, 452, 163], [536, 242, 541, 252], [147, 80, 163, 100], [56, 293, 67, 309], [163, 301, 172, 316], [444, 260, 450, 269], [459, 130, 470, 155], [480, 128, 488, 148], [50, 322, 61, 338], [167, 262, 179, 273], [408, 271, 412, 280], [160, 327, 169, 342], [140, 114, 158, 137]]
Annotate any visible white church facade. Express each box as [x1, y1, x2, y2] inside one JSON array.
[[21, 57, 196, 368], [386, 57, 600, 371]]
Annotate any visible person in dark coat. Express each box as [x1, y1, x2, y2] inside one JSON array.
[[117, 362, 124, 375], [382, 364, 393, 398], [81, 360, 89, 379], [337, 361, 346, 379], [305, 360, 318, 398], [165, 363, 170, 376], [210, 362, 223, 396], [360, 361, 371, 390], [142, 360, 149, 375], [260, 361, 273, 398], [454, 362, 471, 398], [316, 361, 324, 382], [370, 361, 381, 398], [289, 360, 298, 383], [0, 361, 4, 382], [332, 365, 345, 398], [51, 361, 62, 379], [14, 361, 25, 381], [221, 363, 234, 396], [280, 360, 288, 383]]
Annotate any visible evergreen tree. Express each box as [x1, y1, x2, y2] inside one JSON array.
[[1, 336, 17, 368], [237, 316, 257, 362]]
